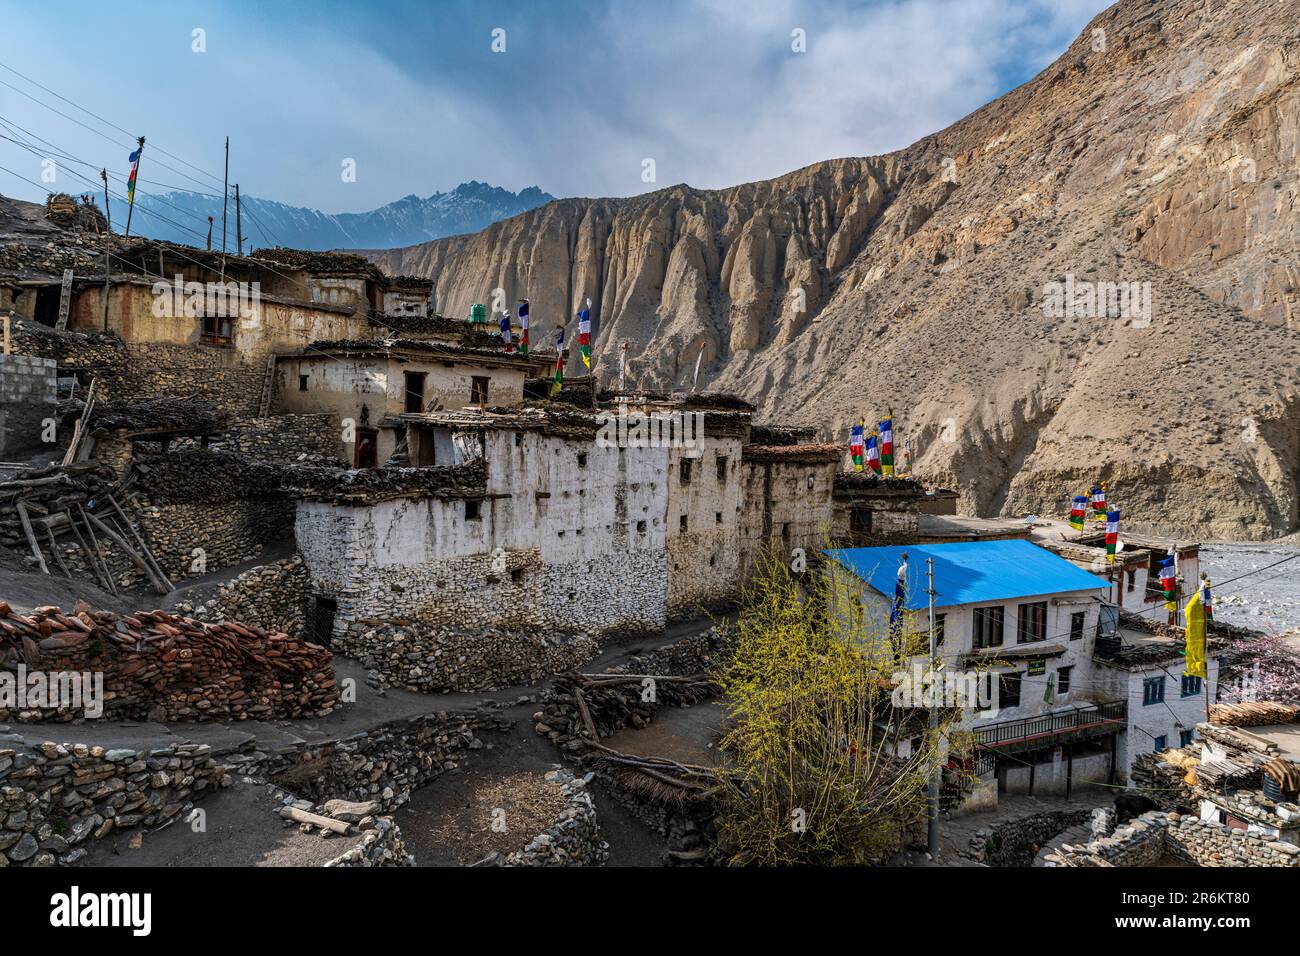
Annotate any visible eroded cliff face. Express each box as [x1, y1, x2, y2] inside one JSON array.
[[366, 0, 1300, 540]]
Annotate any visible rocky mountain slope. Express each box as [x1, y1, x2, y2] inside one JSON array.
[[108, 181, 554, 251], [365, 0, 1300, 541]]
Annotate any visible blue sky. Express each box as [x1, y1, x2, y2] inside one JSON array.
[[0, 0, 1107, 213]]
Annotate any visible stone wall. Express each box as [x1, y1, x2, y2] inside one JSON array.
[[269, 709, 514, 813], [207, 413, 344, 464], [0, 601, 337, 723], [339, 623, 599, 694], [298, 495, 669, 639], [501, 768, 609, 866], [1045, 810, 1300, 867], [0, 354, 57, 458], [187, 554, 311, 639], [324, 817, 412, 867], [666, 440, 743, 620], [139, 499, 296, 582], [965, 808, 1092, 865], [0, 739, 226, 866]]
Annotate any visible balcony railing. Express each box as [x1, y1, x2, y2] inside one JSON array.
[[974, 700, 1127, 749]]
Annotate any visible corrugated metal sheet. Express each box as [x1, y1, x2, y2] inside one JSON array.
[[823, 539, 1111, 610]]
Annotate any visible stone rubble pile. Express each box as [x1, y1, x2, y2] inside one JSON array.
[[0, 600, 337, 722], [342, 622, 598, 694]]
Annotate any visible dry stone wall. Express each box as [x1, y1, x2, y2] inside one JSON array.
[[187, 554, 311, 639], [0, 738, 226, 867], [1045, 810, 1300, 867], [501, 769, 609, 866], [0, 354, 57, 458], [340, 623, 599, 693]]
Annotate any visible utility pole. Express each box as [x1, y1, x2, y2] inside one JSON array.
[[926, 556, 940, 860], [206, 216, 213, 252], [235, 183, 243, 256], [221, 137, 229, 256]]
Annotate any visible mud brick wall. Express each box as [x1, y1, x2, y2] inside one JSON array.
[[0, 354, 57, 457], [338, 623, 599, 694], [0, 740, 226, 867]]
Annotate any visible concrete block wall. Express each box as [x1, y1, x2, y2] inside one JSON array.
[[0, 353, 57, 457]]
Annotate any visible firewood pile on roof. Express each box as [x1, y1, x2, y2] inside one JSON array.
[[386, 274, 433, 291], [90, 396, 231, 436], [251, 246, 384, 280], [370, 313, 503, 348], [742, 443, 844, 464], [833, 472, 923, 493], [44, 192, 107, 233], [0, 599, 337, 722]]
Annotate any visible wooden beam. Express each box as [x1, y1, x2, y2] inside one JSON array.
[[14, 500, 48, 574], [84, 509, 168, 594]]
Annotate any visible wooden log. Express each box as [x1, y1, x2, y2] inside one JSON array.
[[44, 524, 72, 579], [14, 500, 48, 574], [107, 494, 172, 590], [84, 510, 168, 594], [278, 806, 352, 835], [75, 503, 117, 597]]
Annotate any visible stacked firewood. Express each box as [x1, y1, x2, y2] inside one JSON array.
[[90, 396, 231, 434], [0, 461, 170, 595], [0, 599, 338, 722], [1209, 700, 1300, 727]]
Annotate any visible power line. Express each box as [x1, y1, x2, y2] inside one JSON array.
[[0, 60, 226, 190]]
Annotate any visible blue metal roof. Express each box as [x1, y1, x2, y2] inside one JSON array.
[[823, 539, 1111, 611]]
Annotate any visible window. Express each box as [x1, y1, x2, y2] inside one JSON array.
[[636, 520, 646, 533], [1143, 676, 1166, 706], [1127, 569, 1136, 593], [1069, 611, 1085, 641], [680, 459, 692, 484], [403, 371, 426, 413], [510, 569, 524, 583], [465, 499, 481, 520], [679, 514, 688, 531], [1153, 736, 1167, 753], [973, 606, 1004, 648], [716, 456, 728, 481], [1180, 729, 1195, 748], [1057, 665, 1072, 695], [1017, 602, 1047, 643], [934, 613, 946, 646], [470, 375, 489, 405], [1181, 675, 1202, 698], [999, 672, 1022, 708], [298, 374, 309, 391], [576, 452, 588, 468], [715, 511, 723, 525], [199, 314, 234, 346]]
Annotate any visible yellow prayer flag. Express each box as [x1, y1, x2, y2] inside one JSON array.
[[1184, 587, 1207, 679]]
